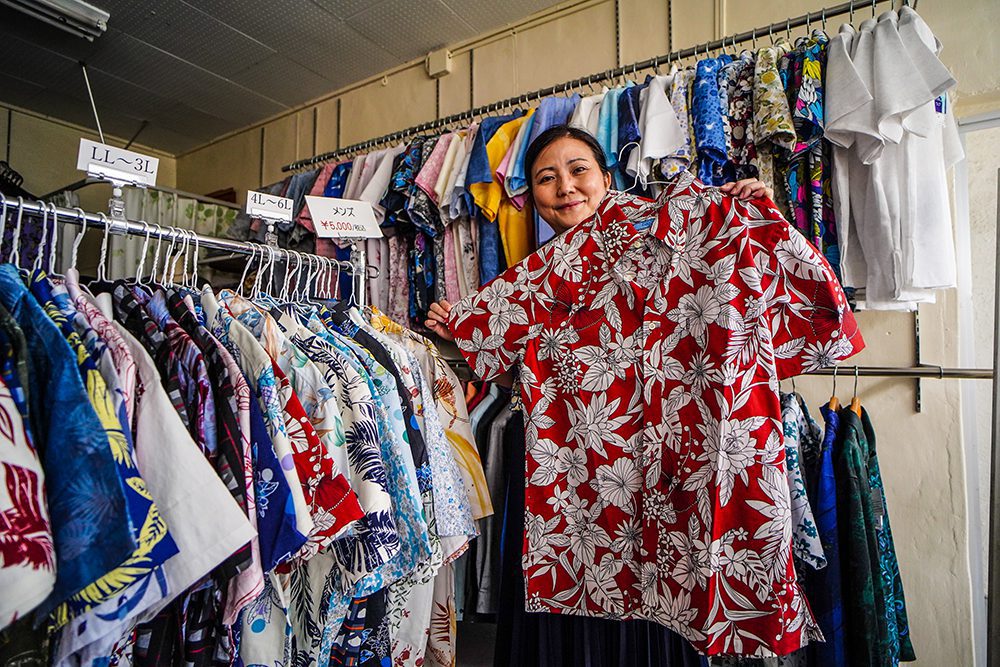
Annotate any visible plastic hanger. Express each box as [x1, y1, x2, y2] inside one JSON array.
[[8, 197, 25, 268], [828, 364, 841, 411], [46, 203, 60, 275], [30, 201, 49, 274], [69, 208, 87, 274], [133, 221, 152, 286], [849, 365, 862, 417], [235, 243, 257, 298]]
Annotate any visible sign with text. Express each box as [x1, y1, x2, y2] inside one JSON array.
[[246, 190, 293, 222], [77, 138, 158, 187], [306, 196, 382, 239]]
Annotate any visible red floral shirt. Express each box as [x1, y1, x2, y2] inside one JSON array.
[[449, 171, 864, 657]]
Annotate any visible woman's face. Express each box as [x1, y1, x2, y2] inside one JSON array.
[[530, 136, 612, 234]]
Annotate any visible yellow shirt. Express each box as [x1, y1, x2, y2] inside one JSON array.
[[468, 112, 535, 266]]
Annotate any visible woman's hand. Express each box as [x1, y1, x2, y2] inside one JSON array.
[[425, 300, 455, 342], [720, 178, 774, 201]]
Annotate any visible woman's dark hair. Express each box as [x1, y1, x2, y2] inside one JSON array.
[[523, 125, 610, 191]]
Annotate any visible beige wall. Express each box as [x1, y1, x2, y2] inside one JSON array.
[[9, 0, 980, 664], [1, 104, 176, 212]]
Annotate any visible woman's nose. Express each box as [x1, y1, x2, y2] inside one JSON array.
[[557, 178, 575, 196]]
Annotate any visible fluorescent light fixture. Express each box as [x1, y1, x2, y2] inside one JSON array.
[[1, 0, 109, 41]]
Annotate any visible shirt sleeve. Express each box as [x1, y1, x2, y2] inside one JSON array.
[[745, 197, 866, 379], [448, 250, 545, 382]]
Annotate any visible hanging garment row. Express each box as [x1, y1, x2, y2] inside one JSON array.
[[0, 202, 492, 667], [249, 5, 956, 322]]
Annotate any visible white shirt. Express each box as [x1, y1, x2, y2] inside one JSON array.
[[628, 73, 687, 186]]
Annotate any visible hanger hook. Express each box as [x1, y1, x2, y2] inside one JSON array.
[[10, 197, 25, 267], [134, 221, 151, 283], [69, 208, 87, 272], [832, 364, 839, 397], [190, 231, 200, 288], [148, 224, 163, 284], [237, 244, 255, 297], [32, 201, 49, 274], [94, 212, 114, 281], [822, 7, 827, 30], [872, 0, 877, 18], [47, 203, 59, 275], [786, 17, 792, 40], [853, 365, 860, 397]]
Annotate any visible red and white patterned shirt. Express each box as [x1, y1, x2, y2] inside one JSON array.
[[449, 172, 864, 657]]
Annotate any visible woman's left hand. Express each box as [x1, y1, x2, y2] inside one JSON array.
[[720, 178, 774, 201]]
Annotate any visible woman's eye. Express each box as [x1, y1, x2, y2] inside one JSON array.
[[538, 175, 554, 184], [573, 166, 588, 174]]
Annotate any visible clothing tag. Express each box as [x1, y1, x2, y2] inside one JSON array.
[[246, 190, 293, 223], [306, 195, 382, 239], [77, 138, 158, 187], [871, 488, 885, 531], [935, 94, 947, 115]]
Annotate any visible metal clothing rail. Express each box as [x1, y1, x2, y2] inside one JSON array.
[[282, 0, 895, 172], [0, 197, 369, 300]]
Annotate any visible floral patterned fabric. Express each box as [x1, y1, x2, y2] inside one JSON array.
[[722, 52, 759, 180], [0, 373, 54, 631], [780, 393, 825, 570], [449, 172, 864, 656], [753, 41, 796, 218]]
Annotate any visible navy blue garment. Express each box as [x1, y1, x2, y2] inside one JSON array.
[[322, 161, 357, 303], [0, 263, 134, 616], [248, 391, 308, 570]]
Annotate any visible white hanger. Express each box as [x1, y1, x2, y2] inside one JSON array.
[[9, 197, 25, 267], [46, 203, 60, 275], [147, 224, 164, 286], [69, 208, 87, 272], [134, 221, 152, 285], [31, 202, 49, 274]]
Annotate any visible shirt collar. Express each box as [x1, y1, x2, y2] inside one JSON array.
[[591, 170, 703, 268]]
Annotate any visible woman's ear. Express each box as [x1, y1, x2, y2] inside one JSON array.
[[603, 170, 612, 190]]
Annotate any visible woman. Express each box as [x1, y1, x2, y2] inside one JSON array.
[[427, 126, 776, 666], [425, 125, 772, 339]]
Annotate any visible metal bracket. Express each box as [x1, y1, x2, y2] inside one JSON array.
[[915, 309, 922, 412]]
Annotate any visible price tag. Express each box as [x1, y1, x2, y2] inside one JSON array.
[[246, 190, 293, 222], [77, 138, 158, 187], [306, 196, 382, 239]]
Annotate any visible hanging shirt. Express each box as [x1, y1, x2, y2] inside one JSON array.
[[834, 407, 889, 667], [753, 41, 796, 215], [31, 273, 179, 630], [0, 373, 53, 632], [661, 69, 695, 178], [449, 173, 864, 656], [0, 265, 134, 618], [692, 57, 730, 185], [858, 407, 915, 664], [502, 107, 536, 209], [630, 73, 687, 187], [369, 308, 493, 521], [721, 52, 758, 180], [780, 393, 826, 570]]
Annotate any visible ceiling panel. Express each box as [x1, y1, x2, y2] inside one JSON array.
[[94, 0, 277, 78], [0, 0, 563, 155], [230, 55, 337, 108], [347, 0, 476, 60], [85, 31, 287, 124]]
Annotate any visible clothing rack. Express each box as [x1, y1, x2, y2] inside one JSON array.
[[282, 0, 896, 173], [0, 197, 370, 299]]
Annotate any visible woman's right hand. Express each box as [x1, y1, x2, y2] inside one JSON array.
[[425, 300, 455, 342]]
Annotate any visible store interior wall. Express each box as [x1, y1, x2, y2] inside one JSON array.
[[3, 0, 999, 664], [0, 104, 177, 275]]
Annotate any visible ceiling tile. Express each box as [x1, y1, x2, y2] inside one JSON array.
[[0, 32, 80, 93], [347, 0, 476, 61], [94, 0, 276, 78], [309, 0, 374, 20], [85, 31, 287, 125], [443, 0, 561, 33], [0, 5, 104, 62], [230, 55, 336, 107], [0, 72, 46, 109], [183, 0, 398, 77]]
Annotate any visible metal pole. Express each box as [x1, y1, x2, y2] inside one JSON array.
[[79, 62, 105, 145], [988, 168, 1000, 667]]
